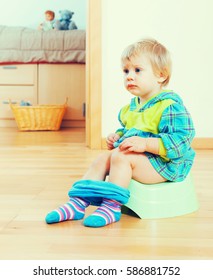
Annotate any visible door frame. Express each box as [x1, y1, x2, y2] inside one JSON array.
[[86, 0, 102, 149]]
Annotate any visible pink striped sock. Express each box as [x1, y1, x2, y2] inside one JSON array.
[[45, 197, 90, 224], [83, 198, 121, 227]]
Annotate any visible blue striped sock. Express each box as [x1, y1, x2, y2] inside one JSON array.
[[45, 197, 90, 224], [83, 198, 121, 227]]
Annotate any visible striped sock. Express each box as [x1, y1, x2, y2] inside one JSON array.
[[45, 197, 90, 224], [83, 198, 121, 228]]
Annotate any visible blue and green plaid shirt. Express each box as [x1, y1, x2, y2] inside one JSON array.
[[114, 91, 195, 182]]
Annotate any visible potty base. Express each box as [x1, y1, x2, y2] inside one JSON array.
[[122, 175, 199, 219]]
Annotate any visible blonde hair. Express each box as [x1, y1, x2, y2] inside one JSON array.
[[121, 38, 172, 86]]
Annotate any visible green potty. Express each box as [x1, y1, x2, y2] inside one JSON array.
[[122, 174, 199, 219]]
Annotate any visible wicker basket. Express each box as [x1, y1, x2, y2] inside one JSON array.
[[10, 99, 68, 131]]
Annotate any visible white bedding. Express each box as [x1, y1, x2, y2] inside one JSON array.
[[0, 25, 86, 64]]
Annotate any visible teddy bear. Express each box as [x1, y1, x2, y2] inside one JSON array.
[[54, 10, 78, 30]]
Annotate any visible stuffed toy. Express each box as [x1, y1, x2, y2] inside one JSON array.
[[54, 10, 77, 30], [38, 10, 55, 31]]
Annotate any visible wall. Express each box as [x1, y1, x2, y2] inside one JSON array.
[[0, 0, 86, 29], [102, 0, 213, 137]]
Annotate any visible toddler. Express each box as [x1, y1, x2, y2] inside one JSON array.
[[45, 38, 195, 227]]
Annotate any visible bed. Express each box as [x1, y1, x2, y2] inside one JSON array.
[[0, 25, 86, 129], [0, 25, 86, 64]]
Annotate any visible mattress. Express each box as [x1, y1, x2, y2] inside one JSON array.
[[0, 25, 86, 64]]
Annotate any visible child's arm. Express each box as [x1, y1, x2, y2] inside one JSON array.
[[118, 136, 159, 154], [158, 103, 195, 159]]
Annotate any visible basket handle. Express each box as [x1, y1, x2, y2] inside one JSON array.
[[7, 99, 18, 107], [2, 99, 17, 105]]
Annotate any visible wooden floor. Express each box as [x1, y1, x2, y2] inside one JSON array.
[[0, 127, 212, 260]]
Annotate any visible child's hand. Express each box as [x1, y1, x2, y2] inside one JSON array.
[[119, 136, 147, 153], [106, 133, 120, 150]]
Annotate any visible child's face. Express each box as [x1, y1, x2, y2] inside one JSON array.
[[122, 54, 163, 102]]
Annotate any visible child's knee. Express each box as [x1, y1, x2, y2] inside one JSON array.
[[91, 152, 111, 169], [111, 149, 127, 164]]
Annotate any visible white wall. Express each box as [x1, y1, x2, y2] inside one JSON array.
[[0, 0, 86, 29], [102, 0, 213, 137]]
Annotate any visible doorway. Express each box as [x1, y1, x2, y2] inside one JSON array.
[[86, 0, 102, 149]]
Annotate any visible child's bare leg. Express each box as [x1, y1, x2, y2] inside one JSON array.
[[108, 149, 166, 187], [46, 149, 166, 227], [82, 150, 112, 181]]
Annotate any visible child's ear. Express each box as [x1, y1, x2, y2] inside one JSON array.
[[157, 73, 167, 84]]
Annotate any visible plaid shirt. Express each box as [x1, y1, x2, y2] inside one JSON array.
[[114, 91, 195, 182]]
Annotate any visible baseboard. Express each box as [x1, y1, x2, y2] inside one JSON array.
[[0, 119, 17, 128], [191, 138, 213, 149], [102, 137, 213, 150], [61, 120, 85, 128]]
